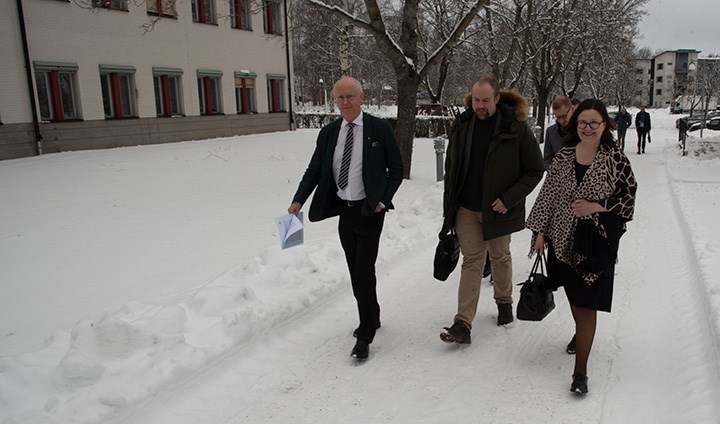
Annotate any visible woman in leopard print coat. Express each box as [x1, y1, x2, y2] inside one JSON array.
[[526, 99, 637, 394]]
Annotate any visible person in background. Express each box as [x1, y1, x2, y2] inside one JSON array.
[[439, 73, 544, 344], [613, 106, 632, 151], [288, 76, 404, 360], [635, 105, 651, 154], [544, 96, 575, 169], [526, 99, 637, 395]]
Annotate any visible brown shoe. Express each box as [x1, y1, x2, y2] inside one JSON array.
[[497, 303, 513, 326], [440, 320, 471, 344]]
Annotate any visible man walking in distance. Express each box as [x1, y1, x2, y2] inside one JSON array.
[[635, 105, 651, 154], [440, 73, 544, 344], [544, 96, 575, 169], [288, 76, 403, 359]]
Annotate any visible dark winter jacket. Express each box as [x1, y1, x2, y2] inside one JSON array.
[[614, 112, 632, 134], [443, 90, 544, 240], [543, 123, 565, 169]]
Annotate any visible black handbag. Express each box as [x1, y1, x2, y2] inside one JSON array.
[[516, 255, 555, 321], [433, 227, 460, 281]]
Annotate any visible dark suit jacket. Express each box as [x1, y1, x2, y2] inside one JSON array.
[[635, 111, 651, 133], [292, 113, 404, 222]]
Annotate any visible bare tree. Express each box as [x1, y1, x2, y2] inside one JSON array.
[[302, 0, 489, 179]]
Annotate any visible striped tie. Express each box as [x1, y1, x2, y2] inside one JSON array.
[[338, 123, 354, 190]]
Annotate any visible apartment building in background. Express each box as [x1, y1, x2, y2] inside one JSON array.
[[0, 0, 293, 160], [648, 49, 700, 108], [632, 58, 652, 107]]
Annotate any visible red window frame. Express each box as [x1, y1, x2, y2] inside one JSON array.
[[232, 0, 247, 29], [48, 70, 64, 122]]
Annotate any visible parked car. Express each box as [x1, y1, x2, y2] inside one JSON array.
[[706, 118, 720, 131], [686, 115, 720, 132], [676, 115, 703, 129]]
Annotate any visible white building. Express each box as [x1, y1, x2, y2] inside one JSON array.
[[632, 58, 652, 107], [649, 49, 699, 108], [0, 0, 294, 160]]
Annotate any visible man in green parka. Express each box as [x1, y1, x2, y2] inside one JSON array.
[[440, 73, 544, 344]]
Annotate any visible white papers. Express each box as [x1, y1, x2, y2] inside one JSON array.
[[274, 212, 304, 249]]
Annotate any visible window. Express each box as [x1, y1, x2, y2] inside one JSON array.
[[191, 0, 216, 24], [263, 0, 282, 34], [99, 65, 137, 119], [235, 72, 257, 113], [34, 61, 81, 122], [657, 63, 664, 70], [153, 67, 184, 117], [266, 74, 285, 112], [197, 70, 223, 115], [91, 0, 128, 11], [656, 76, 663, 83], [230, 0, 251, 29], [656, 89, 662, 95], [147, 0, 177, 17]]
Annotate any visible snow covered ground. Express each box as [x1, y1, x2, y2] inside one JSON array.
[[1, 109, 719, 423]]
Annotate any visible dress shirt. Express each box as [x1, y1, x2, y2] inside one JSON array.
[[334, 112, 365, 201]]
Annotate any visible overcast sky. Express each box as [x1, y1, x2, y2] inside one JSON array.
[[638, 0, 718, 56]]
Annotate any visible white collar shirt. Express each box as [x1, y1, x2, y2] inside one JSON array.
[[333, 112, 365, 201]]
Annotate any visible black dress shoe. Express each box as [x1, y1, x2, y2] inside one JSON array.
[[566, 335, 577, 355], [570, 373, 588, 394], [353, 321, 381, 338], [351, 340, 369, 359]]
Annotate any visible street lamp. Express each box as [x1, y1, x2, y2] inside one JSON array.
[[319, 78, 329, 114], [688, 62, 701, 115], [689, 61, 707, 138]]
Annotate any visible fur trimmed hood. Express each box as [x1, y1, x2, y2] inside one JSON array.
[[463, 89, 529, 122]]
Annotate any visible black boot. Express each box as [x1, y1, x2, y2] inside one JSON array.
[[566, 335, 576, 354], [571, 373, 588, 394]]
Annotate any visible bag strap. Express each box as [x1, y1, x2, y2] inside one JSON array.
[[530, 254, 548, 275], [438, 217, 455, 240]]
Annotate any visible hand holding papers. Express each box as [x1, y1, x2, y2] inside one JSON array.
[[274, 212, 304, 249]]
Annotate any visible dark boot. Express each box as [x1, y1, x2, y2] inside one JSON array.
[[497, 303, 513, 326], [440, 320, 471, 344], [483, 253, 492, 278], [566, 335, 577, 354], [571, 373, 588, 394]]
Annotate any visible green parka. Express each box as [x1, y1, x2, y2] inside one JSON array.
[[443, 90, 544, 240]]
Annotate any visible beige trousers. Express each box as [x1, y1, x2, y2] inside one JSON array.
[[454, 207, 513, 327]]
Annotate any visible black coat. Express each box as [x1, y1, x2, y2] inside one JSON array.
[[614, 112, 632, 134], [635, 111, 651, 133], [292, 113, 404, 222]]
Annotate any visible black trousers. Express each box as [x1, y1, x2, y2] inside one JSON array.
[[338, 202, 385, 344], [637, 130, 648, 152]]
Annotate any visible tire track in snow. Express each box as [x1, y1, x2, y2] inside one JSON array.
[[600, 153, 720, 423]]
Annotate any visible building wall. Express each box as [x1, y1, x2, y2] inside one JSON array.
[[0, 0, 294, 160], [650, 50, 699, 108], [633, 58, 652, 107]]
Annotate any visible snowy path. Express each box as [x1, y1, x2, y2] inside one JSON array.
[[116, 145, 720, 423]]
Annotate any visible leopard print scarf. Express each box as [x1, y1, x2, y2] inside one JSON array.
[[526, 145, 636, 284]]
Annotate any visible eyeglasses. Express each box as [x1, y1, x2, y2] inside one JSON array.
[[577, 120, 604, 130], [335, 94, 356, 102]]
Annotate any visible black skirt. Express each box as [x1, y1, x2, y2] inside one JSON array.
[[547, 241, 614, 313]]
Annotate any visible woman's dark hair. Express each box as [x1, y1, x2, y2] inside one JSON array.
[[563, 98, 617, 149]]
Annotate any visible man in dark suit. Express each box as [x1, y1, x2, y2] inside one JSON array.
[[288, 76, 403, 360], [635, 105, 651, 154]]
